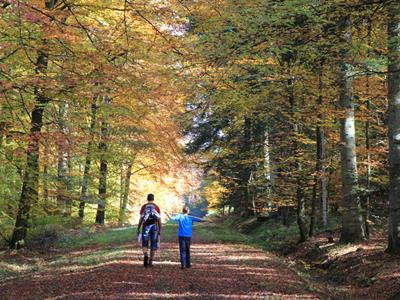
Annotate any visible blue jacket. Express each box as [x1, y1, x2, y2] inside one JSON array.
[[169, 214, 203, 237]]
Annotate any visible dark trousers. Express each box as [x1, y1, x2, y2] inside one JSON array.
[[178, 237, 191, 268]]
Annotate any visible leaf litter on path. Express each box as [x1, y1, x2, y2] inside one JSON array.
[[0, 241, 319, 299]]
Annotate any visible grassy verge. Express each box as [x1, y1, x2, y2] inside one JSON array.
[[58, 223, 179, 249], [0, 223, 181, 282], [193, 216, 299, 252], [194, 215, 341, 253], [194, 221, 248, 244]]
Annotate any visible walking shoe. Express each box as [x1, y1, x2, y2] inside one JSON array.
[[144, 255, 148, 267], [148, 259, 153, 267]]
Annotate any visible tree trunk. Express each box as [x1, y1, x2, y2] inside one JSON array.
[[119, 161, 132, 225], [309, 175, 318, 237], [239, 117, 252, 216], [387, 2, 400, 253], [119, 163, 124, 214], [317, 66, 328, 228], [9, 51, 49, 249], [362, 18, 373, 239], [338, 15, 366, 243], [297, 175, 308, 243], [264, 128, 272, 193], [56, 102, 72, 217], [288, 73, 308, 242], [310, 64, 328, 236], [95, 97, 110, 225], [43, 129, 50, 213], [281, 206, 289, 226], [0, 121, 5, 150], [78, 100, 97, 218]]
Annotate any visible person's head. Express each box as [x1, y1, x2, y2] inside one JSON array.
[[147, 193, 154, 202], [182, 206, 190, 214]]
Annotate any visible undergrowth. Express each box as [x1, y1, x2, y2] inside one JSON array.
[[195, 214, 342, 253]]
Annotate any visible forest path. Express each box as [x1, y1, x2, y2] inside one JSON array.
[[0, 240, 319, 299]]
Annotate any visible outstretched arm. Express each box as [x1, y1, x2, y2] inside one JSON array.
[[166, 212, 180, 222], [190, 215, 206, 222]]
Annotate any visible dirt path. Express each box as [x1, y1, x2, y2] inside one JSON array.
[[0, 241, 319, 299]]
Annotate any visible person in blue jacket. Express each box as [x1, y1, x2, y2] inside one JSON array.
[[166, 206, 204, 269]]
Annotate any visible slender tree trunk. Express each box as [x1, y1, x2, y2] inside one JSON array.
[[119, 161, 132, 225], [362, 18, 373, 239], [119, 163, 124, 214], [9, 51, 49, 249], [43, 129, 50, 213], [56, 102, 72, 216], [296, 174, 308, 242], [338, 15, 366, 243], [362, 103, 371, 238], [79, 100, 97, 218], [0, 121, 5, 150], [310, 64, 328, 236], [264, 128, 272, 192], [281, 206, 289, 226], [248, 171, 257, 216], [309, 175, 318, 237], [288, 73, 308, 242], [66, 153, 73, 215], [239, 117, 252, 216], [387, 2, 400, 253], [95, 97, 110, 225], [317, 66, 328, 228]]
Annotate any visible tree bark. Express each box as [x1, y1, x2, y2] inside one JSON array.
[[239, 117, 252, 216], [264, 128, 272, 193], [317, 66, 328, 228], [296, 175, 308, 242], [281, 206, 290, 226], [338, 15, 367, 243], [9, 51, 49, 249], [119, 163, 124, 215], [95, 96, 110, 225], [309, 175, 318, 237], [9, 0, 59, 249], [78, 100, 97, 218], [119, 161, 132, 225], [0, 121, 5, 150], [310, 64, 328, 236], [43, 129, 50, 213], [387, 2, 400, 253], [362, 17, 373, 239], [56, 102, 72, 216], [288, 73, 308, 243]]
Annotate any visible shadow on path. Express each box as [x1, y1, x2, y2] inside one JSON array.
[[0, 242, 318, 299]]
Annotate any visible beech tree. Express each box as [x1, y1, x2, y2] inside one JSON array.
[[387, 1, 400, 253], [0, 0, 192, 248], [9, 0, 59, 249], [337, 13, 367, 243]]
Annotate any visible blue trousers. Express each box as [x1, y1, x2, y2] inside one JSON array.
[[142, 224, 159, 250], [179, 237, 191, 268]]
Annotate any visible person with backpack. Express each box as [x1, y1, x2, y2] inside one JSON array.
[[166, 206, 205, 269], [137, 193, 161, 267]]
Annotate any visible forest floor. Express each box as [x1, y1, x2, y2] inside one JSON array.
[[0, 227, 320, 300], [2, 222, 399, 299], [285, 228, 400, 300]]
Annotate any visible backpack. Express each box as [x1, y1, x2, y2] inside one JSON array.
[[142, 204, 160, 224]]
